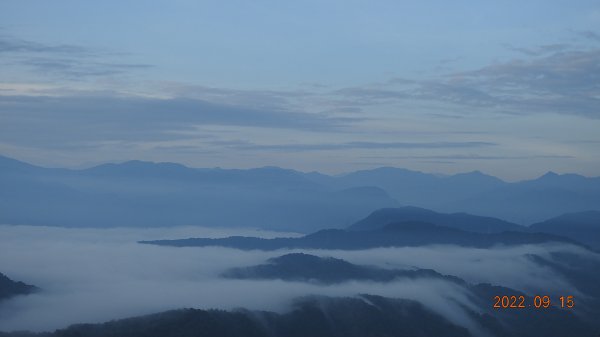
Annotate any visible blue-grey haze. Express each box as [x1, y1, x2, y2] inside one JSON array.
[[0, 1, 599, 180]]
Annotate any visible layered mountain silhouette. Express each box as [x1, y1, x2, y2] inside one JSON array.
[[2, 154, 600, 231], [221, 252, 600, 334], [530, 211, 600, 249], [348, 206, 525, 233], [315, 167, 600, 224], [0, 273, 37, 301], [348, 207, 599, 249], [2, 251, 599, 337], [222, 253, 463, 284], [0, 155, 397, 232], [0, 296, 473, 337], [1, 292, 596, 337], [142, 220, 579, 250]]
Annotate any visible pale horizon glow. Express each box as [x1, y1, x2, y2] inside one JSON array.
[[1, 1, 599, 180]]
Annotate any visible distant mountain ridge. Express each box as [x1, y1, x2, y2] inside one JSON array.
[[2, 154, 600, 230], [348, 206, 525, 233], [530, 211, 600, 249], [221, 252, 600, 332], [349, 207, 600, 249], [0, 155, 397, 232], [330, 166, 600, 224], [142, 220, 580, 250], [222, 253, 462, 284]]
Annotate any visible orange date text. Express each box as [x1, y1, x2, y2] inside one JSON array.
[[493, 295, 575, 309]]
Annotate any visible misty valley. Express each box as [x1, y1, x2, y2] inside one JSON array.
[[1, 156, 600, 337], [2, 2, 600, 335]]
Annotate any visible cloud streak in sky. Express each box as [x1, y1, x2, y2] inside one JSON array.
[[336, 47, 600, 119], [361, 154, 575, 161], [230, 141, 496, 152], [19, 57, 153, 78], [0, 94, 352, 149], [0, 35, 88, 54], [0, 27, 598, 178], [0, 33, 151, 79]]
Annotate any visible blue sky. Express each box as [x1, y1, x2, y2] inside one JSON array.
[[1, 0, 599, 180]]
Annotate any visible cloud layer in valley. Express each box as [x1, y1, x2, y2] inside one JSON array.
[[0, 225, 593, 332]]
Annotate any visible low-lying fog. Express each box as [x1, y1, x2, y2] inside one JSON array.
[[0, 224, 592, 332]]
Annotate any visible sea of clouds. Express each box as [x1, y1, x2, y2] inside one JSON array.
[[0, 224, 591, 332]]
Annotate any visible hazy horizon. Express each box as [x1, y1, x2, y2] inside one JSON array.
[[3, 153, 598, 183], [1, 3, 600, 336], [1, 1, 599, 180]]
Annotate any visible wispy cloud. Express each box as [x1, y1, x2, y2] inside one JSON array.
[[576, 30, 600, 42], [19, 57, 152, 79], [230, 141, 496, 152], [155, 82, 319, 112], [0, 34, 151, 79], [0, 94, 353, 149], [335, 46, 600, 119], [0, 35, 88, 54], [362, 154, 575, 161], [503, 43, 572, 56]]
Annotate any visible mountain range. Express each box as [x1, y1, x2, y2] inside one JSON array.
[[4, 250, 600, 337], [222, 252, 600, 333], [0, 296, 475, 337], [2, 154, 600, 231], [309, 167, 600, 224], [348, 206, 525, 233], [0, 155, 396, 232], [142, 220, 581, 250], [2, 293, 597, 337], [530, 211, 600, 249], [221, 253, 463, 284], [348, 207, 600, 249]]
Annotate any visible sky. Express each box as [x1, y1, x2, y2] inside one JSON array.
[[0, 1, 599, 180]]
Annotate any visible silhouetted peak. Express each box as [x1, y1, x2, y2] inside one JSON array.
[[84, 160, 193, 178], [533, 210, 600, 228], [530, 171, 590, 184], [341, 166, 432, 179], [463, 170, 485, 176], [94, 160, 187, 169], [349, 206, 523, 233], [375, 206, 433, 214], [0, 272, 38, 300], [448, 170, 504, 184], [383, 221, 438, 231], [339, 186, 392, 198], [246, 166, 305, 177], [541, 171, 559, 179], [268, 253, 347, 266]]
